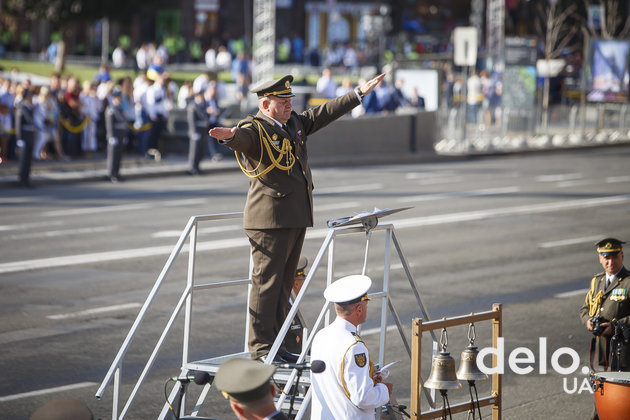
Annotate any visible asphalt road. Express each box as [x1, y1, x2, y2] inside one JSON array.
[[1, 146, 629, 419]]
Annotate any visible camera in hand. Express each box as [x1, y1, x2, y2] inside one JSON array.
[[592, 316, 609, 336]]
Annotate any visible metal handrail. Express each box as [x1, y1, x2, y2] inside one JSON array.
[[95, 212, 243, 419], [96, 212, 435, 419]]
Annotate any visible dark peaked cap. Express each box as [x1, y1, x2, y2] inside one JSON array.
[[215, 358, 276, 402], [250, 75, 295, 98], [596, 237, 625, 256]]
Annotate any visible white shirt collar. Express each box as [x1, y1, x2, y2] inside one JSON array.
[[265, 114, 284, 127]]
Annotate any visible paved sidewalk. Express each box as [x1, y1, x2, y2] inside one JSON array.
[[0, 152, 240, 187], [0, 150, 456, 188], [3, 141, 628, 188]]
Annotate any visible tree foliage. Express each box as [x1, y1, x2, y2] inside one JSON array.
[[3, 0, 154, 23]]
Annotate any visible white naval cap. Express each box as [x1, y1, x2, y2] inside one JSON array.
[[324, 274, 372, 305]]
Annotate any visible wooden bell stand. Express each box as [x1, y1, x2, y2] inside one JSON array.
[[410, 303, 503, 420]]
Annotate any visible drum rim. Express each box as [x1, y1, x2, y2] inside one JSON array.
[[593, 371, 630, 384]]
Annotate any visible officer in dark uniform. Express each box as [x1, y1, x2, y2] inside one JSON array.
[[215, 358, 289, 420], [285, 256, 308, 354], [15, 90, 35, 188], [580, 238, 630, 420], [580, 238, 630, 371], [105, 86, 128, 182], [209, 73, 385, 362], [187, 91, 209, 175]]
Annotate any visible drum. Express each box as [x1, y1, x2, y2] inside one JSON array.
[[592, 371, 630, 420]]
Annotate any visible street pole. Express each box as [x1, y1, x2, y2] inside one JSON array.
[[101, 18, 109, 65]]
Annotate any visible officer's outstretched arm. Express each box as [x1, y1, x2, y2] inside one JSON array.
[[209, 126, 237, 141]]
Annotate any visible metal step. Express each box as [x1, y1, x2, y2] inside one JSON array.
[[185, 352, 313, 387]]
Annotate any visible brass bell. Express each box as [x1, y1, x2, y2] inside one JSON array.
[[424, 351, 462, 390], [456, 345, 488, 381]]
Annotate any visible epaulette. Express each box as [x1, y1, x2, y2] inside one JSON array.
[[351, 332, 364, 343]]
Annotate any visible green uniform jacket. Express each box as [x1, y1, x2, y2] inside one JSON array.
[[223, 91, 360, 229], [579, 266, 630, 370]]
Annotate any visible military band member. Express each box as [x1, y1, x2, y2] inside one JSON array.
[[187, 91, 209, 175], [209, 72, 386, 362], [105, 86, 128, 182], [285, 256, 308, 354], [311, 275, 392, 420], [580, 237, 630, 372], [15, 90, 35, 188], [215, 358, 289, 420]]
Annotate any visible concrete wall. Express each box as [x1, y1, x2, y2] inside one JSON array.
[[160, 110, 437, 158], [307, 110, 437, 157]]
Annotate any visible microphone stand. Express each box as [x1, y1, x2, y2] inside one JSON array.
[[287, 367, 304, 418], [173, 380, 189, 420]]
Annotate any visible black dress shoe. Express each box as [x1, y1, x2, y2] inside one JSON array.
[[257, 353, 288, 364], [278, 349, 300, 364]]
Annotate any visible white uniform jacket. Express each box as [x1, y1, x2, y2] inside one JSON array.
[[311, 317, 389, 420]]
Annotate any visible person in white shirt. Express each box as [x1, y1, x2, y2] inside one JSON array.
[[193, 72, 211, 94], [311, 275, 392, 420], [316, 68, 338, 99], [144, 74, 170, 153], [80, 81, 102, 153], [112, 45, 126, 68], [215, 45, 232, 71], [204, 46, 216, 69]]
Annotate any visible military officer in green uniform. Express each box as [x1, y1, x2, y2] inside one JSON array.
[[580, 238, 630, 420], [210, 72, 385, 362], [580, 238, 630, 372]]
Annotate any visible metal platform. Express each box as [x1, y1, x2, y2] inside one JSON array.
[[97, 210, 435, 419]]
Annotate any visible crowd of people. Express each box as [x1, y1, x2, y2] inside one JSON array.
[[0, 62, 238, 168]]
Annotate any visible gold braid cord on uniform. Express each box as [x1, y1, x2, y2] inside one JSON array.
[[235, 120, 295, 178], [586, 276, 604, 317], [60, 117, 89, 133], [339, 335, 377, 400]]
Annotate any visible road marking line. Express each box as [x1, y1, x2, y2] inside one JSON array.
[[399, 186, 519, 203], [3, 194, 629, 275], [415, 176, 464, 185], [536, 173, 583, 182], [555, 289, 589, 298], [538, 235, 603, 249], [556, 180, 595, 188], [10, 226, 117, 240], [314, 183, 383, 194], [152, 225, 241, 238], [315, 201, 361, 212], [42, 198, 207, 217], [405, 171, 455, 179], [0, 220, 64, 232], [0, 237, 249, 274], [607, 175, 630, 183], [361, 325, 398, 337], [392, 194, 630, 229], [0, 382, 97, 402], [47, 303, 142, 320]]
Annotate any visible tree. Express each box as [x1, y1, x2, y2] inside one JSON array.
[[2, 0, 154, 71], [585, 0, 630, 40], [534, 0, 581, 132]]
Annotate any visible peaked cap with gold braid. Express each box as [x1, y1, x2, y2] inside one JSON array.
[[250, 75, 295, 98], [596, 237, 625, 257]]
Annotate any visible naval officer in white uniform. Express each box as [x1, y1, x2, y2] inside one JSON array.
[[311, 275, 392, 419]]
